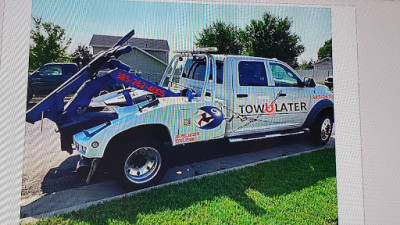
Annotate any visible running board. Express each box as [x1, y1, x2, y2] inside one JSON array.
[[229, 129, 308, 143]]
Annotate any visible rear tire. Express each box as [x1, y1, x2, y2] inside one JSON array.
[[111, 137, 169, 191], [309, 112, 333, 146]]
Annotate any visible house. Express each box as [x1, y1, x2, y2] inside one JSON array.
[[89, 34, 170, 82], [314, 57, 332, 71]]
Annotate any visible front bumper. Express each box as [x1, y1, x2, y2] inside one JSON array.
[[60, 111, 117, 153], [73, 121, 111, 158]]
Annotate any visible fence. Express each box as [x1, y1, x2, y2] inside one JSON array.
[[296, 68, 333, 84]]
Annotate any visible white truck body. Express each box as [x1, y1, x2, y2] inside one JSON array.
[[73, 54, 333, 160]]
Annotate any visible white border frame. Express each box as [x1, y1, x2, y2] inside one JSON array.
[[332, 6, 364, 224], [0, 0, 32, 224]]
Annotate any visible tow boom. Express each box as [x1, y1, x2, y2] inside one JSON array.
[[26, 29, 179, 126]]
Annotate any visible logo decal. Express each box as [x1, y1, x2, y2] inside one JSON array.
[[194, 106, 224, 130], [238, 102, 307, 115]]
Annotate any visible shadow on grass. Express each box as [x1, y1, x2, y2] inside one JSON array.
[[40, 148, 336, 224]]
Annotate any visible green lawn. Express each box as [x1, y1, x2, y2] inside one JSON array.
[[33, 148, 337, 225]]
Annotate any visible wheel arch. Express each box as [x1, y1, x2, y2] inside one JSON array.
[[102, 123, 173, 161], [303, 99, 334, 128]]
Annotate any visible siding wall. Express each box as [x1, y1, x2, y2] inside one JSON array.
[[92, 47, 167, 83], [118, 48, 167, 83], [145, 50, 168, 63], [92, 47, 168, 63]]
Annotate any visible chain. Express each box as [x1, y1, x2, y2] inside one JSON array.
[[216, 91, 283, 136]]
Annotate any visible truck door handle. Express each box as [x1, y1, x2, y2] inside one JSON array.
[[279, 93, 286, 97], [237, 94, 248, 98]]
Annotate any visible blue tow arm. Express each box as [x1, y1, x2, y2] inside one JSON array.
[[26, 31, 179, 126], [26, 63, 179, 125], [26, 29, 137, 124]]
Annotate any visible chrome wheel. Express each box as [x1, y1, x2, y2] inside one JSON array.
[[320, 118, 332, 141], [124, 147, 161, 184]]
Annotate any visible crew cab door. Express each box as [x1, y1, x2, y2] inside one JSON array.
[[229, 59, 277, 136], [268, 62, 312, 128]]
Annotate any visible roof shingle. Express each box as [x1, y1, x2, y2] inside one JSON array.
[[89, 34, 170, 51]]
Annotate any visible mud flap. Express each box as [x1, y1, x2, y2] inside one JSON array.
[[86, 158, 101, 184]]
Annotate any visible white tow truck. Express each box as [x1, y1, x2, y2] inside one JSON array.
[[26, 31, 333, 190]]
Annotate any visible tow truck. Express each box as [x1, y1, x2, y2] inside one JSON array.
[[26, 30, 334, 190]]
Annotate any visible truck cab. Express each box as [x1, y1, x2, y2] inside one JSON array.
[[159, 53, 332, 140]]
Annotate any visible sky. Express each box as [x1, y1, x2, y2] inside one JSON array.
[[31, 0, 331, 63]]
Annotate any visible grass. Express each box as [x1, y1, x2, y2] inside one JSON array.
[[33, 148, 337, 225]]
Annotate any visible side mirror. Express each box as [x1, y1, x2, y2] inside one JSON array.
[[303, 77, 316, 87]]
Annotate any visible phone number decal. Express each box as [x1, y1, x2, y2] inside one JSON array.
[[175, 132, 200, 144], [115, 72, 166, 97]]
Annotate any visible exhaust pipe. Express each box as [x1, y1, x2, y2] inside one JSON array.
[[76, 157, 91, 178]]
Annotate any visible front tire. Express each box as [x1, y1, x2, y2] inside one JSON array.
[[112, 138, 169, 190], [310, 112, 333, 146]]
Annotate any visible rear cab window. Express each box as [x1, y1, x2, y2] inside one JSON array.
[[209, 60, 224, 84], [182, 58, 224, 84], [182, 58, 206, 81]]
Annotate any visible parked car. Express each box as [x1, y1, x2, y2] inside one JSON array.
[[27, 63, 79, 102], [324, 76, 333, 90]]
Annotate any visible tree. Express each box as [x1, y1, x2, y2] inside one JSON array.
[[242, 13, 304, 67], [71, 44, 93, 67], [317, 38, 332, 59], [29, 17, 71, 70], [195, 21, 243, 55], [297, 60, 314, 70]]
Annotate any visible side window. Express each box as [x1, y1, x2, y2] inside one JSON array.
[[238, 61, 268, 86], [39, 65, 62, 76], [270, 63, 299, 87], [64, 65, 77, 76]]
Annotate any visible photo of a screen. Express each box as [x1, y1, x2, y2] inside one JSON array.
[[21, 1, 336, 223]]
